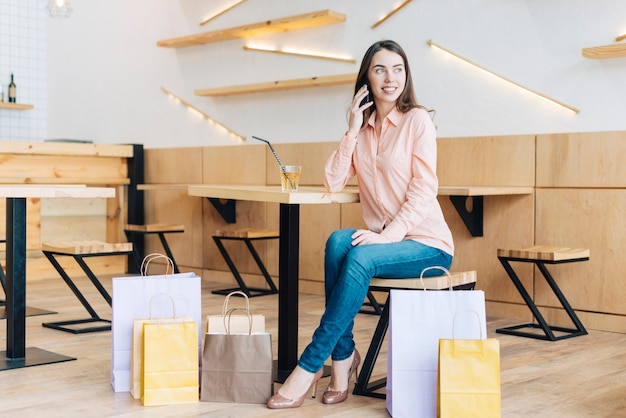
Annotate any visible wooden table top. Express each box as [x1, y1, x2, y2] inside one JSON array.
[[0, 184, 115, 198], [188, 184, 360, 204]]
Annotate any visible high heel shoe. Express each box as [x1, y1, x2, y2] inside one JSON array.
[[322, 349, 361, 404], [267, 368, 324, 409]]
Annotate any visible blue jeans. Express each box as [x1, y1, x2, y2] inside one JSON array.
[[298, 228, 453, 373]]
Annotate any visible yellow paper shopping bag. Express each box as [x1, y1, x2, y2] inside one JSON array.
[[437, 337, 501, 418], [131, 316, 193, 399], [141, 319, 199, 406]]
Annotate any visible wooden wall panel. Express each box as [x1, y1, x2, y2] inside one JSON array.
[[537, 131, 626, 187], [142, 147, 204, 270], [440, 194, 535, 309], [437, 135, 535, 186], [269, 142, 344, 186], [535, 188, 626, 316], [203, 145, 266, 184], [144, 147, 204, 184]]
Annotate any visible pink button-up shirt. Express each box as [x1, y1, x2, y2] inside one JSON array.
[[325, 107, 454, 256]]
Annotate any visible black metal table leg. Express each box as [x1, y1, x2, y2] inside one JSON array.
[[1, 197, 75, 371]]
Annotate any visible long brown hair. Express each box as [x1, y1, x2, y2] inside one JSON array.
[[354, 40, 428, 127]]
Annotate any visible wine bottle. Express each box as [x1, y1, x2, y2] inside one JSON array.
[[8, 73, 16, 103]]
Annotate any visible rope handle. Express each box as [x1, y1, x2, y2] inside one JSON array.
[[141, 253, 174, 276], [221, 290, 251, 315], [223, 307, 253, 335], [419, 266, 453, 291], [148, 292, 176, 320], [451, 310, 484, 340]]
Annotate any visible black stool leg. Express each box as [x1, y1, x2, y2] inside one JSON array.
[[359, 290, 383, 315], [41, 252, 111, 334], [212, 236, 278, 297], [243, 239, 278, 294], [496, 257, 587, 341], [353, 294, 389, 399]]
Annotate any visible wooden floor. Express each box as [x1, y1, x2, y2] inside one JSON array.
[[1, 272, 626, 417]]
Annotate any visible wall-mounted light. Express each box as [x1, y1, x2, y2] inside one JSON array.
[[161, 87, 246, 142], [372, 0, 413, 29], [427, 39, 580, 114], [616, 33, 626, 42], [47, 0, 73, 18], [200, 0, 247, 26], [243, 44, 356, 63]]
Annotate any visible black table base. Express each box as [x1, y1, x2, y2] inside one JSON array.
[[0, 347, 76, 371]]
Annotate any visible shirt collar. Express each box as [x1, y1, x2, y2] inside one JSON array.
[[367, 106, 402, 128]]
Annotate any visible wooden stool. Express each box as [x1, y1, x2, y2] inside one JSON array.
[[124, 223, 184, 273], [212, 228, 279, 297], [41, 240, 133, 333], [496, 245, 589, 341], [353, 270, 477, 399]]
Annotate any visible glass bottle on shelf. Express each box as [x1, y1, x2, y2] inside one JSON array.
[[8, 73, 17, 103]]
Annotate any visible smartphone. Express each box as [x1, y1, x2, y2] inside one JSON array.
[[360, 83, 371, 107]]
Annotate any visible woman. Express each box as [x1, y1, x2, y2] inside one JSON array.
[[267, 40, 454, 409]]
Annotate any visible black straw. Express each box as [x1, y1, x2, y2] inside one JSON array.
[[252, 136, 296, 189]]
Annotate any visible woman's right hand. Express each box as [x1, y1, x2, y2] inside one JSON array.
[[347, 85, 373, 136]]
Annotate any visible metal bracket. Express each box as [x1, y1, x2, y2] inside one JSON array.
[[449, 195, 483, 237], [208, 198, 236, 224]]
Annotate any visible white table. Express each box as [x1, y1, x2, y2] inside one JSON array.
[[1, 185, 115, 370]]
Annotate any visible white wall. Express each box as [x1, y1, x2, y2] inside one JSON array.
[[0, 0, 47, 140], [7, 0, 626, 147]]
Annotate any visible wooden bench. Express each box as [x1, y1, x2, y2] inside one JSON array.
[[212, 228, 279, 297], [353, 270, 477, 399], [41, 240, 133, 333], [124, 223, 185, 273], [496, 245, 589, 341]]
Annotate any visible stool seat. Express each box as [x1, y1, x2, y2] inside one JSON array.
[[42, 240, 133, 255], [214, 228, 279, 238], [42, 240, 133, 334], [354, 270, 477, 399], [497, 246, 589, 261], [124, 223, 184, 233], [496, 245, 589, 341], [124, 223, 184, 273], [370, 270, 477, 290], [212, 228, 279, 297]]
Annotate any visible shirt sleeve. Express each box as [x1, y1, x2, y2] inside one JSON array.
[[380, 111, 439, 242], [324, 131, 359, 192]]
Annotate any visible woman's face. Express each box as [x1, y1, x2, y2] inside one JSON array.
[[367, 49, 406, 107]]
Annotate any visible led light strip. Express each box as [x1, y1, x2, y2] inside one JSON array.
[[161, 87, 246, 142], [243, 45, 355, 63], [372, 0, 413, 29], [427, 39, 580, 114]]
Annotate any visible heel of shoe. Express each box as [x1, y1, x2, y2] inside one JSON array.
[[311, 380, 318, 399]]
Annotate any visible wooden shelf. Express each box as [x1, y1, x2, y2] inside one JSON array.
[[0, 102, 34, 110], [195, 73, 356, 97], [157, 9, 346, 48], [582, 43, 626, 59]]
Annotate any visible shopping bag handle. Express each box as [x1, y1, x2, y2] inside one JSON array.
[[140, 253, 175, 276], [419, 266, 452, 291], [452, 310, 484, 340], [223, 307, 253, 335], [221, 290, 251, 315], [148, 292, 176, 319]]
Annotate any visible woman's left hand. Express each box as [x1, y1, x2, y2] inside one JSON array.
[[351, 229, 392, 246]]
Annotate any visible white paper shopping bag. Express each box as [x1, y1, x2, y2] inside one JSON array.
[[111, 255, 202, 392], [386, 288, 486, 418]]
